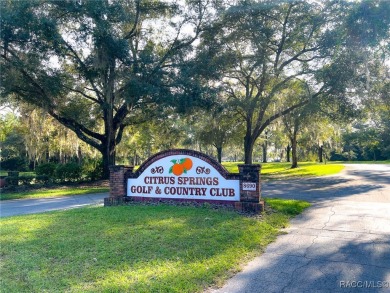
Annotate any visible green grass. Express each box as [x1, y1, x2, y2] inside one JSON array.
[[0, 200, 309, 292], [222, 161, 344, 179], [0, 187, 109, 201], [265, 198, 310, 215], [0, 171, 36, 176]]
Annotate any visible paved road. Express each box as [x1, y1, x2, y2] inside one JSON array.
[[210, 164, 390, 293], [0, 193, 108, 217]]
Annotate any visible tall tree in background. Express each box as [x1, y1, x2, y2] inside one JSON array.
[[194, 107, 242, 163], [198, 0, 388, 164], [0, 0, 213, 177]]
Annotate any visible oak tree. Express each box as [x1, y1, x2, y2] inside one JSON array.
[[1, 0, 213, 177]]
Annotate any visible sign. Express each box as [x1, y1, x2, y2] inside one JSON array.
[[127, 152, 240, 201], [242, 182, 257, 191]]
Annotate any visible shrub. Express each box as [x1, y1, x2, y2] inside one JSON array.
[[18, 175, 35, 185], [35, 175, 50, 185], [329, 151, 348, 161], [5, 176, 19, 186], [82, 158, 103, 181], [36, 163, 57, 177], [1, 157, 27, 171], [55, 163, 82, 182]]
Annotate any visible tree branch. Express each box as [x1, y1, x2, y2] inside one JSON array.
[[63, 86, 102, 105], [123, 0, 141, 39], [60, 40, 104, 101], [48, 109, 104, 149], [274, 3, 293, 73]]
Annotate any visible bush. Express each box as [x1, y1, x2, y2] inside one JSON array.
[[329, 151, 348, 161], [5, 176, 19, 186], [18, 175, 35, 185], [82, 158, 103, 181], [36, 163, 57, 177], [1, 157, 27, 171], [5, 175, 37, 186], [55, 163, 82, 182], [35, 175, 50, 185]]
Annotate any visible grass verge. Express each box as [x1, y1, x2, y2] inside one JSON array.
[[0, 187, 109, 201], [223, 161, 344, 179], [0, 200, 309, 292]]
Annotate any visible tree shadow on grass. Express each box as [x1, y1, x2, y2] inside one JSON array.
[[0, 205, 282, 292]]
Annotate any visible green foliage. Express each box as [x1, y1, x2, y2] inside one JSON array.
[[5, 176, 18, 186], [1, 0, 388, 170], [54, 163, 82, 182], [0, 157, 27, 171], [0, 113, 18, 142], [0, 0, 214, 178], [345, 0, 390, 48], [82, 158, 103, 181], [17, 175, 35, 186], [35, 175, 50, 185], [329, 151, 348, 161], [35, 162, 57, 177], [4, 174, 46, 187], [196, 0, 374, 163], [341, 125, 388, 161]]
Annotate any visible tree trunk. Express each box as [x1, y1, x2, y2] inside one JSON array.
[[286, 144, 291, 162], [101, 138, 116, 179], [318, 145, 323, 163], [78, 146, 82, 165], [262, 131, 268, 163], [216, 146, 222, 163], [262, 143, 267, 163], [244, 135, 254, 164], [291, 136, 298, 169]]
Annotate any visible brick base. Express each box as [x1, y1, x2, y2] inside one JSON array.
[[235, 200, 264, 213], [104, 196, 265, 214], [104, 196, 129, 206]]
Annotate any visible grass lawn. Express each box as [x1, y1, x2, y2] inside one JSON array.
[[0, 187, 109, 201], [0, 199, 310, 292], [0, 171, 36, 176], [223, 161, 345, 179]]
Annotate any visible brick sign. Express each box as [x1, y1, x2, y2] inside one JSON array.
[[127, 150, 240, 202], [106, 149, 264, 212]]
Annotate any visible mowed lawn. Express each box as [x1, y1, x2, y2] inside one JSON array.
[[0, 187, 109, 201], [0, 199, 309, 292], [223, 161, 345, 178]]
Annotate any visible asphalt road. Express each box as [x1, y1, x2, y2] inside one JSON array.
[[0, 193, 107, 217], [209, 164, 390, 293]]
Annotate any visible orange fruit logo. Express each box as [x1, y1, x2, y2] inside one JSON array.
[[169, 158, 193, 176]]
